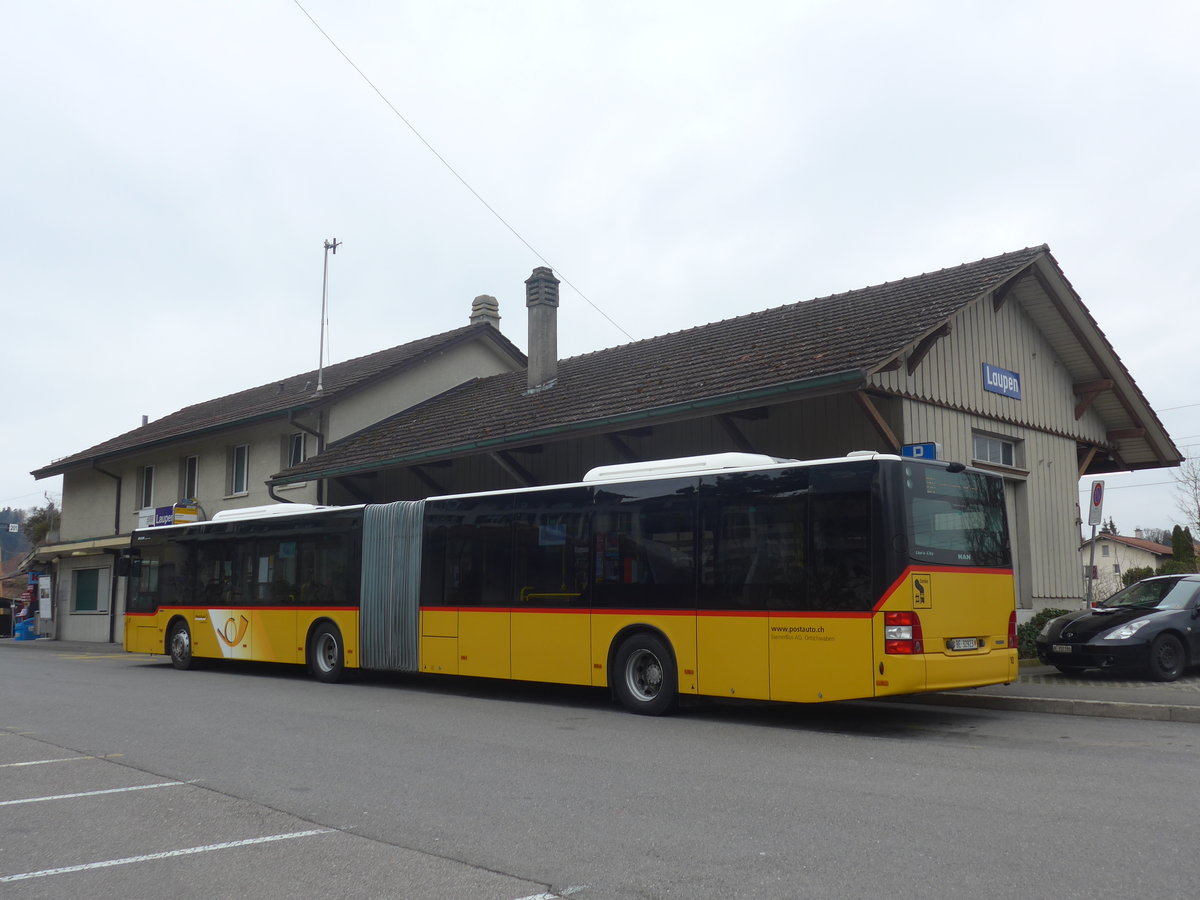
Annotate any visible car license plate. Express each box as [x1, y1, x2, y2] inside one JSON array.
[[1052, 644, 1072, 654], [948, 638, 978, 651]]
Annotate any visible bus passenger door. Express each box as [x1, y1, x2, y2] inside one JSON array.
[[510, 493, 592, 686], [772, 469, 876, 702]]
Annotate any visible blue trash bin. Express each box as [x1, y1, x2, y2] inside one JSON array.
[[14, 620, 38, 641]]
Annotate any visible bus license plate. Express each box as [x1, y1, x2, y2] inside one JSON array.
[[948, 638, 978, 651], [1052, 644, 1072, 654]]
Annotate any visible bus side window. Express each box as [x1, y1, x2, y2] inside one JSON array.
[[701, 469, 808, 610], [591, 479, 696, 609], [432, 497, 515, 607], [809, 493, 872, 610], [513, 487, 590, 607]]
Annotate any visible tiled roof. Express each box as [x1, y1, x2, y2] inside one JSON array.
[[276, 246, 1050, 482], [34, 324, 524, 478], [1092, 534, 1172, 555], [1089, 534, 1199, 557]]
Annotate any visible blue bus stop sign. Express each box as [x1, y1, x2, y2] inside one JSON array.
[[901, 442, 942, 460]]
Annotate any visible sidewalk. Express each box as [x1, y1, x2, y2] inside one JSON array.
[[897, 659, 1200, 723], [6, 637, 1200, 723]]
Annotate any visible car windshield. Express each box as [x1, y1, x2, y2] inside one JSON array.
[[1099, 578, 1200, 611]]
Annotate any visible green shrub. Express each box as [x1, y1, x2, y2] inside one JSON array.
[[1017, 607, 1072, 659], [1121, 566, 1155, 586]]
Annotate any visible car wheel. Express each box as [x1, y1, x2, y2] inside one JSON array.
[[308, 622, 345, 683], [168, 620, 194, 671], [613, 633, 677, 716], [1147, 633, 1185, 682]]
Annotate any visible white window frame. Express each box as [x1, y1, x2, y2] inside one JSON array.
[[138, 465, 155, 509], [287, 433, 306, 468], [972, 432, 1019, 469], [72, 566, 110, 614], [183, 455, 199, 500], [229, 444, 250, 496]]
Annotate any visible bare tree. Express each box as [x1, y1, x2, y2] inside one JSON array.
[[1175, 456, 1200, 534]]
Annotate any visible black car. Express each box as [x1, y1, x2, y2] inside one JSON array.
[[1035, 574, 1200, 681]]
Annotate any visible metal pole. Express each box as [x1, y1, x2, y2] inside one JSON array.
[[1085, 524, 1097, 606], [317, 238, 340, 393]]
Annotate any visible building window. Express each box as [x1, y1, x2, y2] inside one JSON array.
[[183, 455, 199, 500], [286, 433, 306, 468], [73, 567, 109, 613], [229, 445, 249, 495], [138, 466, 155, 509], [1101, 545, 1110, 557], [972, 433, 1017, 468]]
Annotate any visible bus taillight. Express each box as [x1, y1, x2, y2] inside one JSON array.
[[1007, 610, 1017, 648], [884, 611, 924, 654]]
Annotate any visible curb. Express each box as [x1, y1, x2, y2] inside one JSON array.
[[902, 690, 1200, 724]]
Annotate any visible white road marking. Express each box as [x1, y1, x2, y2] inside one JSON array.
[[0, 830, 334, 882], [0, 755, 120, 768], [0, 780, 192, 806], [512, 887, 588, 900]]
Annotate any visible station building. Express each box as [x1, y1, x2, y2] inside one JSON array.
[[30, 245, 1180, 642]]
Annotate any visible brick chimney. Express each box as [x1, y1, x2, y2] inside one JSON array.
[[469, 294, 500, 328], [525, 266, 559, 392]]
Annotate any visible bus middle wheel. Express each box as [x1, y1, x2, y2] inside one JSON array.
[[613, 633, 677, 716], [308, 623, 345, 683]]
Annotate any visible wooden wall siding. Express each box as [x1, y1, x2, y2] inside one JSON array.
[[901, 399, 1081, 602], [870, 291, 1109, 446]]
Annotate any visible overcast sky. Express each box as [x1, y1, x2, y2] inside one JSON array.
[[4, 1, 1197, 536]]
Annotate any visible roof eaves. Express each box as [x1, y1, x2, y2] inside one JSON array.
[[31, 405, 312, 480], [269, 368, 868, 486]]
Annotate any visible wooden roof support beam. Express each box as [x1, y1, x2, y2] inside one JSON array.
[[718, 414, 756, 453], [875, 357, 903, 373], [1073, 379, 1114, 420], [490, 450, 535, 487], [408, 465, 446, 496], [1077, 445, 1099, 478], [992, 264, 1035, 312], [906, 324, 952, 376], [606, 433, 638, 462], [854, 391, 901, 452], [332, 473, 376, 503]]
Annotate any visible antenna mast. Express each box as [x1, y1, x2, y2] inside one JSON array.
[[317, 238, 341, 392]]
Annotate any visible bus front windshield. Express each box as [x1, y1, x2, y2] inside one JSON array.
[[904, 465, 1010, 568]]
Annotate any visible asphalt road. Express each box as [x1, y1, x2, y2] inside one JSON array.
[[3, 642, 1199, 899]]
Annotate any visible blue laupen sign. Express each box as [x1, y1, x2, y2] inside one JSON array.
[[982, 363, 1022, 400]]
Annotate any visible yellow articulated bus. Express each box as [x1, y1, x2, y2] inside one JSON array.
[[125, 452, 1017, 715]]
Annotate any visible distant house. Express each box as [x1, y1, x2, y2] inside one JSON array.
[[1080, 531, 1200, 600], [30, 245, 1183, 643]]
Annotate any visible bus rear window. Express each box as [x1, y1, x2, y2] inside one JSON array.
[[904, 465, 1010, 568]]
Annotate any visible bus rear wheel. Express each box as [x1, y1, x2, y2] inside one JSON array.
[[308, 623, 345, 683], [168, 621, 194, 671], [613, 633, 677, 716]]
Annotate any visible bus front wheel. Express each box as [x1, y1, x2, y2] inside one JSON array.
[[613, 633, 677, 716], [308, 623, 345, 683], [168, 621, 194, 671]]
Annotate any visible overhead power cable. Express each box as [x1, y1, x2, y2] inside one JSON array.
[[292, 1, 634, 343]]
